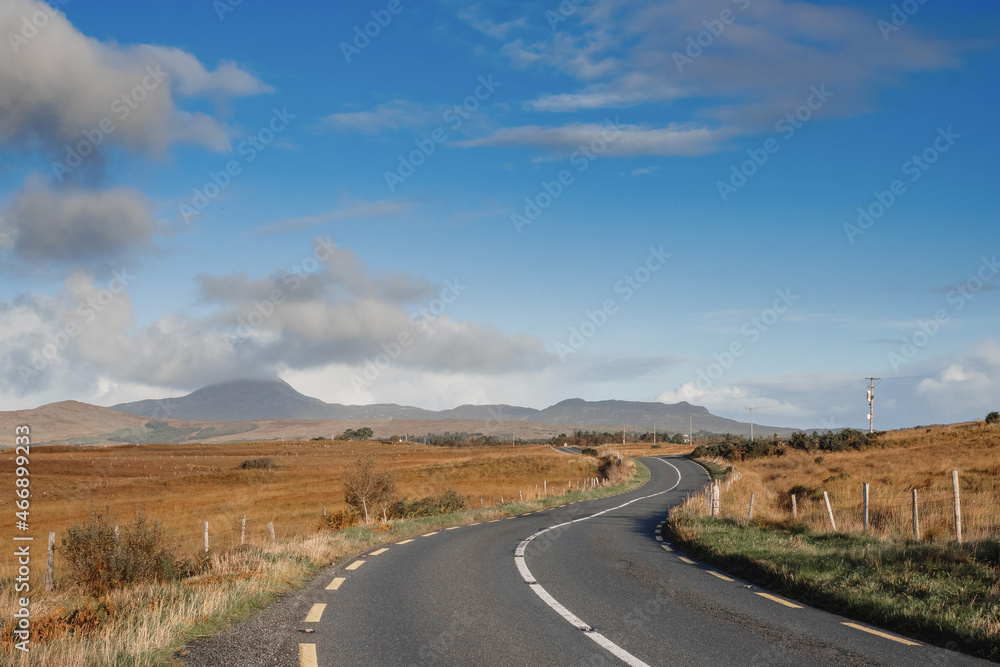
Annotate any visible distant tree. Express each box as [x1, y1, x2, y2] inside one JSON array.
[[343, 454, 396, 525], [987, 411, 1000, 425], [340, 427, 374, 441]]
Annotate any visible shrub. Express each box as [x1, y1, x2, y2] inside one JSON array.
[[343, 454, 396, 524], [238, 457, 276, 470], [580, 447, 599, 456], [597, 453, 635, 485], [61, 510, 179, 596], [986, 411, 999, 425], [391, 490, 468, 519], [320, 507, 360, 531]]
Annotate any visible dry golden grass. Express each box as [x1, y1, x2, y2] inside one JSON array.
[[685, 422, 1000, 541], [0, 440, 642, 666], [0, 440, 599, 561]]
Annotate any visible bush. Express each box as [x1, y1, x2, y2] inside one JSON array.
[[986, 411, 999, 425], [597, 453, 635, 485], [580, 448, 599, 456], [320, 507, 361, 531], [391, 490, 468, 519], [238, 457, 276, 470], [61, 510, 179, 596]]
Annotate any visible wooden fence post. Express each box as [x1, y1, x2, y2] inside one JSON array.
[[46, 532, 55, 592], [823, 491, 837, 531], [241, 513, 246, 546], [268, 521, 275, 542], [544, 480, 547, 497], [790, 493, 797, 519], [912, 488, 920, 541], [204, 521, 209, 553], [710, 482, 720, 519], [748, 492, 755, 521], [952, 471, 962, 543], [863, 482, 869, 533], [520, 490, 523, 502]]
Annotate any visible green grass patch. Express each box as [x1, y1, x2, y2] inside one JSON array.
[[668, 514, 1000, 661], [686, 456, 731, 481]]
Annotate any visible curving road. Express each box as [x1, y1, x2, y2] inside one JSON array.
[[293, 456, 990, 666]]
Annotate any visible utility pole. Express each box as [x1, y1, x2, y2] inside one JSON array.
[[746, 407, 757, 440], [653, 423, 656, 446], [622, 424, 626, 446], [689, 416, 693, 445], [865, 378, 880, 433]]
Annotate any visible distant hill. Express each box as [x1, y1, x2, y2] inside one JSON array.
[[108, 378, 799, 436]]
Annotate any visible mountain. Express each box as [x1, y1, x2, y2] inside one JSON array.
[[108, 379, 798, 436], [111, 378, 438, 422]]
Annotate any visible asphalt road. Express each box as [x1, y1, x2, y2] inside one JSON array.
[[294, 456, 991, 666]]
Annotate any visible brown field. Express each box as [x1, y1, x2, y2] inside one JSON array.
[[0, 438, 654, 666], [689, 422, 1000, 541], [0, 440, 613, 562]]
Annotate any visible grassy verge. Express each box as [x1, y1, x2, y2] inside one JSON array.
[[686, 456, 731, 481], [668, 514, 1000, 661], [3, 459, 649, 667]]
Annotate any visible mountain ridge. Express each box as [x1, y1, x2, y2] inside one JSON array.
[[108, 378, 798, 435]]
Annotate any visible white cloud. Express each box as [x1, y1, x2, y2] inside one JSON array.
[[253, 201, 412, 236], [460, 121, 730, 157], [313, 100, 436, 135], [0, 176, 156, 263], [0, 241, 554, 399], [0, 0, 271, 160], [467, 0, 965, 157]]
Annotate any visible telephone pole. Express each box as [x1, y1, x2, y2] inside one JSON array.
[[865, 378, 880, 433], [746, 407, 757, 440]]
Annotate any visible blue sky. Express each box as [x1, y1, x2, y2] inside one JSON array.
[[1, 0, 998, 430]]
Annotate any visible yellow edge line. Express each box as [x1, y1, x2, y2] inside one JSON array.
[[345, 560, 365, 570], [707, 571, 734, 582], [299, 643, 318, 667], [326, 577, 346, 590], [446, 526, 461, 530], [755, 592, 802, 609], [677, 556, 696, 565], [842, 622, 920, 646], [661, 544, 673, 552], [304, 603, 326, 623], [370, 548, 389, 556], [422, 531, 439, 537], [396, 539, 414, 545]]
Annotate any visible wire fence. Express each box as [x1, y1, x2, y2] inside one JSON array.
[[689, 470, 1000, 543]]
